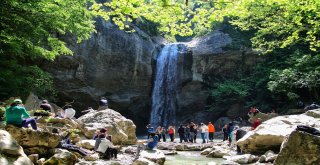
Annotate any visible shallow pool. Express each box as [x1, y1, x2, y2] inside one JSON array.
[[164, 151, 224, 165]]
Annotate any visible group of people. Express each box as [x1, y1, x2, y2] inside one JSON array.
[[146, 122, 217, 144], [2, 97, 117, 159]]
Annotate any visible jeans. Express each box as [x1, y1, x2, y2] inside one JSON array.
[[21, 118, 37, 130], [201, 133, 206, 143]]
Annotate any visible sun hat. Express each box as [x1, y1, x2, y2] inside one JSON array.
[[13, 99, 22, 104]]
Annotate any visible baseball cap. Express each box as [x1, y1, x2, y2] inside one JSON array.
[[14, 99, 22, 104]]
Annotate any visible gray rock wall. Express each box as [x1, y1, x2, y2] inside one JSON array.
[[46, 19, 262, 133]]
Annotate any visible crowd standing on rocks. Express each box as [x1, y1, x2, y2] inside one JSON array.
[[1, 95, 320, 165]]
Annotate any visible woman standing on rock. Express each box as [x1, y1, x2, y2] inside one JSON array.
[[5, 99, 37, 130], [156, 126, 162, 141], [161, 126, 166, 142], [168, 125, 175, 142]]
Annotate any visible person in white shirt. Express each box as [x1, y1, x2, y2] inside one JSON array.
[[200, 123, 208, 143], [97, 134, 117, 159], [62, 105, 76, 119]]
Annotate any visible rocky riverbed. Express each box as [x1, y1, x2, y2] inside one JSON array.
[[1, 107, 320, 165]]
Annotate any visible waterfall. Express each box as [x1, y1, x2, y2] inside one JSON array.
[[150, 44, 185, 128]]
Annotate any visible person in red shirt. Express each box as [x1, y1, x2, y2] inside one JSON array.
[[252, 118, 262, 130]]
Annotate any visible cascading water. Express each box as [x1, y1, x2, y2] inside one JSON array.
[[150, 44, 186, 128]]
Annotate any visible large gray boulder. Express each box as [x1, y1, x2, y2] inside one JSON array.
[[5, 125, 61, 155], [0, 130, 33, 165], [274, 130, 320, 165], [237, 109, 320, 154], [43, 149, 78, 165], [77, 108, 137, 145], [135, 150, 165, 165]]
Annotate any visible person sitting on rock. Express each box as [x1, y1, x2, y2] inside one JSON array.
[[97, 134, 117, 159], [93, 130, 101, 140], [98, 97, 108, 110], [53, 129, 91, 156], [40, 100, 52, 112], [62, 105, 76, 119], [94, 127, 109, 151], [135, 132, 159, 160], [5, 99, 37, 130]]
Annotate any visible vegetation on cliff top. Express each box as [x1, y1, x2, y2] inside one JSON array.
[[0, 0, 319, 113]]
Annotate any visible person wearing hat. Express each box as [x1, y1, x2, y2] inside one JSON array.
[[5, 99, 37, 130]]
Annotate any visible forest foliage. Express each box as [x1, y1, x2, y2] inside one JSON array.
[[0, 0, 319, 112]]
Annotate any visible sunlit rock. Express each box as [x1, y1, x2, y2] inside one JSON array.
[[274, 130, 320, 165], [237, 109, 320, 154], [77, 108, 137, 145], [0, 130, 33, 165]]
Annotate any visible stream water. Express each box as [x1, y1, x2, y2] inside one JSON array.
[[164, 151, 224, 165]]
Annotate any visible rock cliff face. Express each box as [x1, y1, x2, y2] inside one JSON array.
[[46, 19, 261, 133]]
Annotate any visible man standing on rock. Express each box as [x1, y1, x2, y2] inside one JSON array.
[[146, 124, 154, 139], [208, 122, 215, 142], [235, 127, 247, 154]]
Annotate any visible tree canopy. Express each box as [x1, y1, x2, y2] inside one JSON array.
[[0, 0, 319, 110]]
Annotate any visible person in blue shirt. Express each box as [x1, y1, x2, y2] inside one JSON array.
[[146, 124, 154, 139], [135, 133, 159, 160]]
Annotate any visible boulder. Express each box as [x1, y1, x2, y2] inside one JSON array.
[[258, 150, 277, 163], [201, 148, 213, 155], [83, 153, 99, 161], [43, 149, 78, 165], [225, 154, 257, 164], [0, 130, 33, 165], [162, 150, 177, 155], [76, 140, 96, 150], [5, 125, 61, 147], [133, 158, 156, 165], [221, 160, 240, 165], [206, 146, 231, 158], [157, 141, 213, 151], [237, 109, 320, 154], [77, 109, 137, 145], [138, 150, 165, 165], [37, 117, 80, 130], [274, 130, 320, 165]]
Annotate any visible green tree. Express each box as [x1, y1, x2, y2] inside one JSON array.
[[0, 0, 95, 99]]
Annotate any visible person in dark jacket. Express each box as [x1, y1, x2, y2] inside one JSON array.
[[235, 127, 247, 153], [40, 100, 52, 112], [227, 122, 234, 144], [98, 97, 108, 110], [222, 124, 228, 141], [54, 130, 91, 156], [178, 125, 185, 143]]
